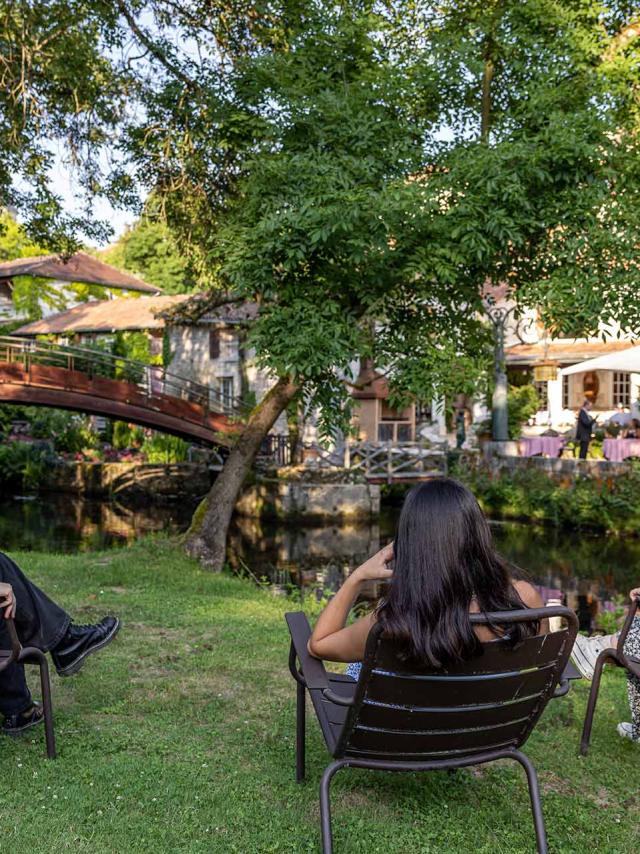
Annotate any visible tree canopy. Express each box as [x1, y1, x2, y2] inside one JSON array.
[[102, 215, 196, 294], [8, 0, 640, 567], [94, 1, 640, 426], [0, 0, 127, 249]]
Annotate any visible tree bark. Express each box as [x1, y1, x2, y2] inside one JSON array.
[[480, 55, 494, 143], [184, 374, 300, 570]]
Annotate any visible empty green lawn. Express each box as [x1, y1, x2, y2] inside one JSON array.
[[0, 538, 638, 853]]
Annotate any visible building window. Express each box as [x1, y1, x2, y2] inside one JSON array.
[[562, 374, 569, 409], [613, 372, 631, 407], [533, 380, 548, 410], [209, 329, 220, 359], [220, 376, 234, 409]]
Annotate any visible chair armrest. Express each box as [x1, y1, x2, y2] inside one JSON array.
[[285, 612, 330, 691], [0, 617, 22, 671], [553, 659, 582, 698], [618, 597, 639, 650]]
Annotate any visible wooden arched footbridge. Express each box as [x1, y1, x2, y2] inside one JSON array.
[[0, 336, 245, 445]]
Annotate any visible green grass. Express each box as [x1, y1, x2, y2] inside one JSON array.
[[1, 538, 639, 853]]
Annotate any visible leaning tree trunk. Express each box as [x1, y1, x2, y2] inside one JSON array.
[[184, 374, 300, 570]]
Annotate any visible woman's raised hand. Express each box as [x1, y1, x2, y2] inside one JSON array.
[[630, 587, 640, 603], [0, 582, 16, 619], [353, 543, 394, 582]]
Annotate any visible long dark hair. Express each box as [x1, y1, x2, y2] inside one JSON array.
[[376, 477, 535, 666]]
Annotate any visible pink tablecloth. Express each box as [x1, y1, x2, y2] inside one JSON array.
[[603, 439, 640, 462], [520, 437, 565, 458]]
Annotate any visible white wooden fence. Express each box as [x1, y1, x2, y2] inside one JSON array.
[[306, 441, 448, 483]]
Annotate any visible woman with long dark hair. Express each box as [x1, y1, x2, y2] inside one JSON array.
[[308, 477, 544, 666]]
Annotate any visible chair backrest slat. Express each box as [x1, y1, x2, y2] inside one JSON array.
[[336, 606, 577, 761]]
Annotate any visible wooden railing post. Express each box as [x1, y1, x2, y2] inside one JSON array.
[[343, 437, 351, 469], [387, 442, 393, 484]]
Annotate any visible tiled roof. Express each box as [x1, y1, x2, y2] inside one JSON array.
[[15, 295, 190, 335], [0, 252, 159, 293], [506, 340, 637, 364]]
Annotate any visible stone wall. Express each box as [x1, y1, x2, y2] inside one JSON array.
[[235, 475, 381, 520], [470, 449, 639, 480], [43, 462, 212, 503]]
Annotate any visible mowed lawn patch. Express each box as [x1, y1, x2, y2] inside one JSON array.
[[0, 538, 638, 853]]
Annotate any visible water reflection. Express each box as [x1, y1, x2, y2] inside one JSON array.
[[0, 493, 637, 632], [229, 510, 639, 631], [0, 493, 195, 552]]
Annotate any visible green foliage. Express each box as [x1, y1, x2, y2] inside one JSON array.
[[112, 421, 144, 450], [102, 216, 195, 293], [452, 460, 640, 535], [30, 410, 100, 454], [507, 385, 540, 440], [140, 433, 189, 463], [0, 442, 51, 490], [0, 405, 101, 453], [0, 2, 125, 248], [597, 596, 627, 636]]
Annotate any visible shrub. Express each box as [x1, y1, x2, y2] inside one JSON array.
[[141, 433, 189, 463], [507, 385, 540, 440], [112, 421, 145, 450], [0, 442, 53, 490], [450, 459, 640, 535]]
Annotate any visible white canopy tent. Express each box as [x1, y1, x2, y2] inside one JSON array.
[[560, 346, 640, 375]]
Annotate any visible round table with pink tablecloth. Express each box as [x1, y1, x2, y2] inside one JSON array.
[[603, 439, 640, 462], [519, 437, 566, 458]]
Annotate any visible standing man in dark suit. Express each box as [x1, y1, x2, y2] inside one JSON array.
[[576, 398, 597, 459]]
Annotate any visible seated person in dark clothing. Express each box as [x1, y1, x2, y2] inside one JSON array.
[[0, 551, 119, 735]]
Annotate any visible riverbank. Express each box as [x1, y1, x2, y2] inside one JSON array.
[[1, 539, 638, 852], [408, 456, 640, 536]]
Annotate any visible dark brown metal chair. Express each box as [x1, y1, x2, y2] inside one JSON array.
[[0, 617, 56, 758], [580, 596, 640, 756], [286, 606, 578, 854]]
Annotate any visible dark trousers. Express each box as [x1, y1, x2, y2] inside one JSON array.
[[579, 440, 590, 460], [0, 552, 70, 715]]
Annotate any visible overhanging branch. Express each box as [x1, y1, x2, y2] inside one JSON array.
[[116, 0, 198, 90]]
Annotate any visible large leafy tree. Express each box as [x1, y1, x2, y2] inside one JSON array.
[[111, 1, 495, 569], [109, 0, 640, 568], [7, 2, 640, 569]]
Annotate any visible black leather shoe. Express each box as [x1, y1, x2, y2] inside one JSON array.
[[2, 702, 44, 736], [51, 616, 120, 677]]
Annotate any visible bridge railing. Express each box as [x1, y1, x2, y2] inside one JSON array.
[[0, 336, 248, 418]]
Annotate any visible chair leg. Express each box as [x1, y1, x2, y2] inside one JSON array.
[[33, 651, 56, 759], [320, 760, 349, 854], [580, 653, 607, 757], [511, 751, 548, 854], [296, 681, 305, 783]]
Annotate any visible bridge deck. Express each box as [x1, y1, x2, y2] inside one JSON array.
[[0, 358, 238, 446]]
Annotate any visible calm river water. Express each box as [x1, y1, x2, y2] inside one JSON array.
[[0, 492, 637, 628]]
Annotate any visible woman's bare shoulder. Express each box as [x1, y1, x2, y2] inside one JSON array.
[[512, 579, 544, 608]]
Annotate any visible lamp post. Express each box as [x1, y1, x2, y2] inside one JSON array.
[[482, 290, 517, 443]]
